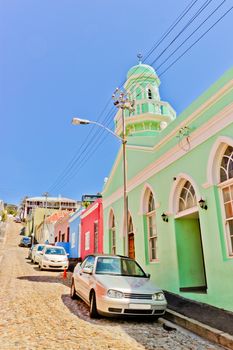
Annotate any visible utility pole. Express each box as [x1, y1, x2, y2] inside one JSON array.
[[112, 88, 134, 256], [42, 192, 49, 243]]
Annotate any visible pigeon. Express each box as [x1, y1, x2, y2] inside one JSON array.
[[162, 323, 177, 332]]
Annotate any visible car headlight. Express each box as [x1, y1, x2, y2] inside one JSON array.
[[43, 256, 49, 261], [152, 292, 165, 301], [107, 289, 123, 298]]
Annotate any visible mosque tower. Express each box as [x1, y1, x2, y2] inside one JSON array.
[[114, 58, 176, 138]]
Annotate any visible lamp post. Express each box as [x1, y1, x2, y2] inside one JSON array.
[[72, 89, 134, 256]]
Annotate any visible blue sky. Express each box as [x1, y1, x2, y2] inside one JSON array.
[[0, 0, 232, 205]]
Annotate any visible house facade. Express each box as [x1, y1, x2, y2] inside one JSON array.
[[54, 213, 70, 243], [69, 208, 83, 259], [26, 207, 59, 242], [36, 211, 69, 244], [22, 196, 79, 219], [102, 63, 233, 312], [80, 198, 103, 260]]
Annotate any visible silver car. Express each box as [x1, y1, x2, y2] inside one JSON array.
[[71, 254, 167, 318]]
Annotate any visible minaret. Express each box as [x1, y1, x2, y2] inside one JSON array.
[[114, 58, 176, 137]]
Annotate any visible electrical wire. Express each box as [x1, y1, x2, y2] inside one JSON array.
[[47, 1, 232, 194], [156, 0, 227, 71], [159, 4, 233, 76], [47, 0, 200, 194]]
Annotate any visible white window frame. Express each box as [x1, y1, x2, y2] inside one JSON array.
[[218, 145, 233, 257], [109, 214, 116, 255], [85, 231, 90, 251], [178, 180, 197, 212], [146, 191, 158, 262]]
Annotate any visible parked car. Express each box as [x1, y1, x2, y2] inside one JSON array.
[[38, 246, 69, 271], [27, 244, 35, 260], [19, 227, 26, 235], [31, 244, 48, 263], [14, 217, 21, 223], [70, 254, 167, 319], [19, 236, 31, 247]]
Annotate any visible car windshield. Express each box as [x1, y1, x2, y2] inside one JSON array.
[[23, 237, 30, 241], [45, 248, 66, 255], [37, 245, 44, 251], [95, 257, 146, 277]]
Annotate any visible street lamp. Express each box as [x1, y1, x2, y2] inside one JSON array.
[[72, 88, 134, 256]]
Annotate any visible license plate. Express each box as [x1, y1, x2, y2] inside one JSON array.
[[129, 304, 151, 310]]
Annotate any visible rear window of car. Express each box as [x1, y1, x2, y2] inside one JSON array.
[[37, 245, 44, 251], [45, 248, 66, 255]]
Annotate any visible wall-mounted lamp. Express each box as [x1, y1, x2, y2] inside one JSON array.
[[198, 198, 208, 210], [161, 212, 169, 222]]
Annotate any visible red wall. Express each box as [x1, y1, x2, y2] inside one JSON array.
[[54, 215, 70, 242], [80, 199, 103, 260]]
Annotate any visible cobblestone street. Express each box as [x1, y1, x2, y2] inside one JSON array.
[[0, 220, 226, 350]]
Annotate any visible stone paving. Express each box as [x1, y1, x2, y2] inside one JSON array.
[[0, 220, 226, 350]]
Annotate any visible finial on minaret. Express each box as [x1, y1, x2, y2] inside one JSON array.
[[137, 53, 143, 64]]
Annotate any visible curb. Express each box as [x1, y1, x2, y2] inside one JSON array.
[[164, 308, 233, 349]]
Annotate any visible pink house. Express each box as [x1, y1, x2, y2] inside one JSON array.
[[80, 198, 103, 260], [54, 212, 70, 243]]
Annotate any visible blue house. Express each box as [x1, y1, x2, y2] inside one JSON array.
[[68, 208, 82, 259]]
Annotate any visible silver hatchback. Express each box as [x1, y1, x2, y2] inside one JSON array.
[[71, 254, 167, 318]]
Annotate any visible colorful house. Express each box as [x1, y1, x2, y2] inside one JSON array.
[[54, 213, 71, 243], [68, 208, 83, 259], [26, 207, 59, 242], [80, 198, 103, 260], [102, 63, 233, 313], [38, 211, 69, 244]]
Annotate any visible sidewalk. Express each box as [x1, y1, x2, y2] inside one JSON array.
[[164, 291, 233, 349]]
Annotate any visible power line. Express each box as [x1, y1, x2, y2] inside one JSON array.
[[159, 4, 233, 76], [47, 1, 232, 194], [156, 0, 227, 72], [47, 0, 200, 193]]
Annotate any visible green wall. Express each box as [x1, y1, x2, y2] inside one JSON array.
[[103, 68, 233, 312]]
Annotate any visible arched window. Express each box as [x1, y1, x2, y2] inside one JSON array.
[[147, 88, 152, 100], [179, 181, 197, 212], [146, 191, 157, 261], [220, 146, 233, 256], [109, 212, 116, 254], [220, 146, 233, 182], [128, 213, 135, 259]]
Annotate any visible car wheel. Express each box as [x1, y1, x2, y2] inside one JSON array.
[[89, 291, 99, 319], [70, 280, 79, 300]]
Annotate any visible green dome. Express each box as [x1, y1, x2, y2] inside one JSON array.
[[127, 64, 156, 79]]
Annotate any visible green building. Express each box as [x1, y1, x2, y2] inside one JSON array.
[[102, 63, 233, 312]]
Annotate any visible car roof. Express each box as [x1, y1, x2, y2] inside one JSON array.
[[85, 254, 131, 259], [45, 245, 64, 249]]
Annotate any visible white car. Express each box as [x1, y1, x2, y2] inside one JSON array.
[[31, 244, 47, 263], [38, 246, 69, 271], [71, 254, 167, 318]]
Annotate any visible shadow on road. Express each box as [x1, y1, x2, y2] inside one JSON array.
[[17, 275, 64, 284], [61, 293, 158, 326]]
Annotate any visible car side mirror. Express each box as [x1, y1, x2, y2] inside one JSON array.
[[82, 267, 92, 275], [146, 273, 151, 279]]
